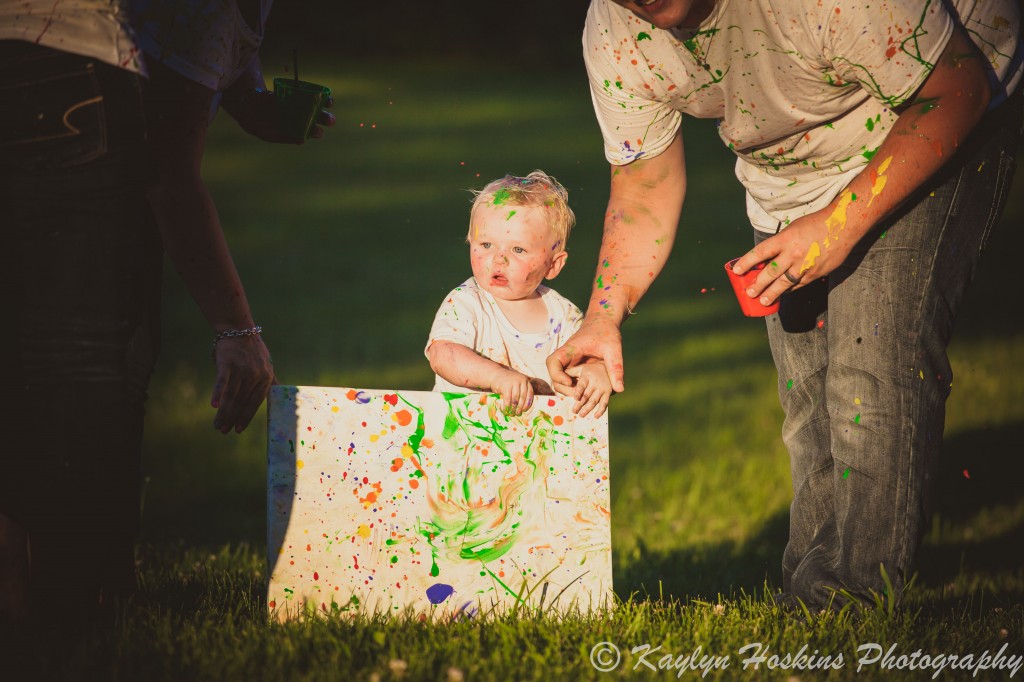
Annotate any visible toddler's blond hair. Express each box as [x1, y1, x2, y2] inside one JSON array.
[[468, 170, 575, 248]]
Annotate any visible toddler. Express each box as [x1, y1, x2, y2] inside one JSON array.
[[425, 171, 611, 417]]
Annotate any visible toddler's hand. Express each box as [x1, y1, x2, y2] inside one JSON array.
[[565, 362, 612, 418], [491, 368, 534, 416]]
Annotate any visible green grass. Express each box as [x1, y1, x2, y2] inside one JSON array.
[[12, 53, 1024, 679]]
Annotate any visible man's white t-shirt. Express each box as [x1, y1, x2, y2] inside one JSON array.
[[584, 0, 1023, 232], [425, 278, 584, 394]]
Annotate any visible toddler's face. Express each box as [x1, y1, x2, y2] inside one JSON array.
[[469, 204, 565, 302]]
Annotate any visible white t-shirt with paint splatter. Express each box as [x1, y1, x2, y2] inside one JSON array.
[[0, 0, 144, 73], [584, 0, 1023, 233], [426, 277, 584, 394]]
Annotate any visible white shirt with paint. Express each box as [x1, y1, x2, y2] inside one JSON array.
[[426, 277, 584, 394], [131, 0, 273, 92], [584, 0, 1023, 232], [0, 0, 144, 73]]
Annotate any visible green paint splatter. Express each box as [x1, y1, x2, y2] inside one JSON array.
[[506, 210, 517, 221], [596, 275, 604, 288], [492, 188, 511, 206], [853, 413, 861, 424], [637, 32, 652, 41], [786, 379, 794, 390], [843, 468, 850, 479]]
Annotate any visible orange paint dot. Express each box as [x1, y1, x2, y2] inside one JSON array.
[[553, 416, 564, 426], [393, 409, 413, 426], [346, 389, 358, 401]]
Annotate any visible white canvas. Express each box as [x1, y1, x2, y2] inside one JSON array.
[[267, 386, 612, 619]]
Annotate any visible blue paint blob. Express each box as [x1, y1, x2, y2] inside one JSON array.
[[426, 583, 454, 604]]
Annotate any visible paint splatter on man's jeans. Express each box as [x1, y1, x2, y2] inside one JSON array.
[[759, 90, 1021, 611], [0, 41, 161, 608]]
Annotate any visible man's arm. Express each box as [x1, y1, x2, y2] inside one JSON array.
[[144, 60, 274, 434], [548, 132, 687, 393], [733, 26, 991, 303]]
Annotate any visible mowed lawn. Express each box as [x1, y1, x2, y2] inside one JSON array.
[[18, 51, 1023, 680]]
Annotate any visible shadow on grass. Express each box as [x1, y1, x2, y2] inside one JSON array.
[[916, 421, 1024, 590], [615, 421, 1024, 606], [614, 509, 790, 602]]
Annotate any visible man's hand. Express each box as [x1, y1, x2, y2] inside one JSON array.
[[731, 211, 849, 305], [547, 316, 625, 396]]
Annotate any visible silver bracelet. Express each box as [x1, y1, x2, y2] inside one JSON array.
[[212, 325, 262, 359]]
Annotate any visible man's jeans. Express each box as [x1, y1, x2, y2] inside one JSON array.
[[760, 91, 1021, 610], [0, 41, 162, 605]]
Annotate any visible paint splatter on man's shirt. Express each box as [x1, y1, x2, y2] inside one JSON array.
[[584, 0, 1022, 232]]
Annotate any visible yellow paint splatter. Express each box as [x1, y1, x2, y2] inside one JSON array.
[[296, 459, 305, 469], [356, 524, 371, 538], [854, 397, 862, 405], [401, 444, 414, 457], [369, 434, 380, 443], [868, 155, 893, 207], [799, 241, 822, 275], [825, 191, 856, 244], [331, 405, 339, 413]]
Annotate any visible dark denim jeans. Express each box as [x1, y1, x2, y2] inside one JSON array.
[[0, 41, 162, 606], [759, 90, 1022, 611]]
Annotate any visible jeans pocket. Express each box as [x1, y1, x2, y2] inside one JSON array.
[[0, 61, 108, 171]]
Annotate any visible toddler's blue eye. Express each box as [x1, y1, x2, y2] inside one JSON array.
[[513, 247, 525, 254]]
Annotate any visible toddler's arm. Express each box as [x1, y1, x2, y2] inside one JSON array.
[[428, 341, 535, 416], [564, 361, 612, 418]]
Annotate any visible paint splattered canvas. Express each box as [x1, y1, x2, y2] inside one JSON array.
[[267, 386, 612, 619]]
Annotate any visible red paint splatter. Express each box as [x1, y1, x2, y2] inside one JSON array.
[[962, 469, 970, 479]]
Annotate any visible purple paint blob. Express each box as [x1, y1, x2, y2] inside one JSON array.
[[426, 583, 454, 604], [354, 390, 371, 404]]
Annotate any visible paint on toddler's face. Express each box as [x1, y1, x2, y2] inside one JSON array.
[[469, 204, 566, 302]]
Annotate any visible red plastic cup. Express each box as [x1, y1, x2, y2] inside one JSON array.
[[725, 258, 779, 317]]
